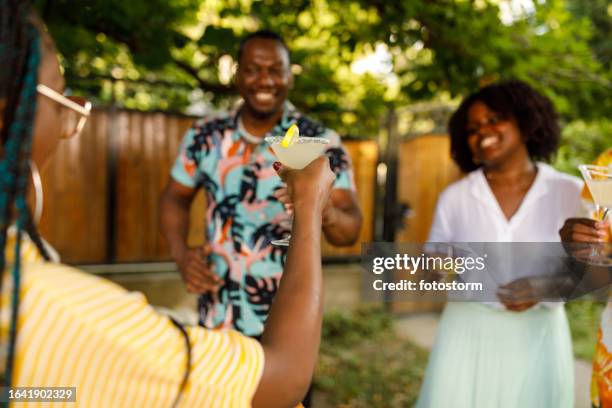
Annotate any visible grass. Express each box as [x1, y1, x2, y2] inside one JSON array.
[[566, 299, 604, 361], [314, 306, 428, 407]]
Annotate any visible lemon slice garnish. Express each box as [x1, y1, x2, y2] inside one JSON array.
[[281, 124, 299, 148]]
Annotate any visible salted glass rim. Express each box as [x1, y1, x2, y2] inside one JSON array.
[[579, 164, 612, 179], [264, 136, 330, 145]]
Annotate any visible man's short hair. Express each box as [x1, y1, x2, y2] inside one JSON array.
[[237, 29, 290, 64]]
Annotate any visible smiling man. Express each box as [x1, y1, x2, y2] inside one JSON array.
[[160, 30, 361, 340]]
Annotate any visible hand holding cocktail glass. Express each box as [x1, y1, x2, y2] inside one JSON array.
[[560, 165, 612, 264], [273, 156, 335, 248], [275, 156, 335, 210], [266, 125, 331, 246]]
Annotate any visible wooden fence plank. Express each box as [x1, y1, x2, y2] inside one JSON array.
[[38, 111, 108, 263], [392, 134, 462, 313], [396, 135, 462, 243]]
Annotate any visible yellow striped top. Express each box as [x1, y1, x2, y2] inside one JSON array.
[[1, 232, 264, 407]]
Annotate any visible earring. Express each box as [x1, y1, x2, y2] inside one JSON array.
[[29, 160, 43, 225]]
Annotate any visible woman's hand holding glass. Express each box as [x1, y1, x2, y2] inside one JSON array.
[[274, 157, 335, 221], [560, 218, 610, 243], [559, 217, 611, 264]]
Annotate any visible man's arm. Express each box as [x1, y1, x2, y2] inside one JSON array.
[[252, 157, 334, 408], [159, 180, 196, 260], [274, 187, 362, 247], [159, 179, 220, 293], [322, 188, 362, 246]]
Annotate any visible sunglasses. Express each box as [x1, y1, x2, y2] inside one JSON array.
[[36, 84, 92, 139]]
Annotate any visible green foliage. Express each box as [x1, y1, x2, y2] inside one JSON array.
[[566, 299, 603, 361], [34, 0, 202, 111], [567, 0, 612, 68], [553, 119, 612, 176], [315, 306, 428, 407], [35, 0, 611, 137], [380, 0, 610, 120]]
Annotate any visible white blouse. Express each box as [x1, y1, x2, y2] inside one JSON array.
[[428, 163, 582, 243], [427, 163, 582, 304]]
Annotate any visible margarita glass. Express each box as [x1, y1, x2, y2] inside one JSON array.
[[579, 164, 612, 263], [265, 136, 329, 246]]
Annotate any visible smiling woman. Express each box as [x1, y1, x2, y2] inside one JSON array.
[[415, 80, 581, 408], [449, 80, 560, 174]]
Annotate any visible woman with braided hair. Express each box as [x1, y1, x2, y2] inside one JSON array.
[[0, 3, 333, 407]]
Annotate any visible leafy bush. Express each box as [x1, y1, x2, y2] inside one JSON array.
[[554, 119, 612, 176], [566, 299, 604, 361]]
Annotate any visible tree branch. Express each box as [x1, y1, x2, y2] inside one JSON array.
[[171, 57, 234, 95]]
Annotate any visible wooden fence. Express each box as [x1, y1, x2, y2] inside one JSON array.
[[396, 135, 462, 243], [391, 135, 462, 314], [38, 109, 380, 264]]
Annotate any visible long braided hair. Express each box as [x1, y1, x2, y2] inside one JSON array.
[[0, 0, 51, 395]]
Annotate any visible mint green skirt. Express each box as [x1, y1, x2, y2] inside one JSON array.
[[416, 302, 574, 408]]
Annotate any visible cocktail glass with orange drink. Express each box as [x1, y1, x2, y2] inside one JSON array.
[[580, 164, 612, 262]]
